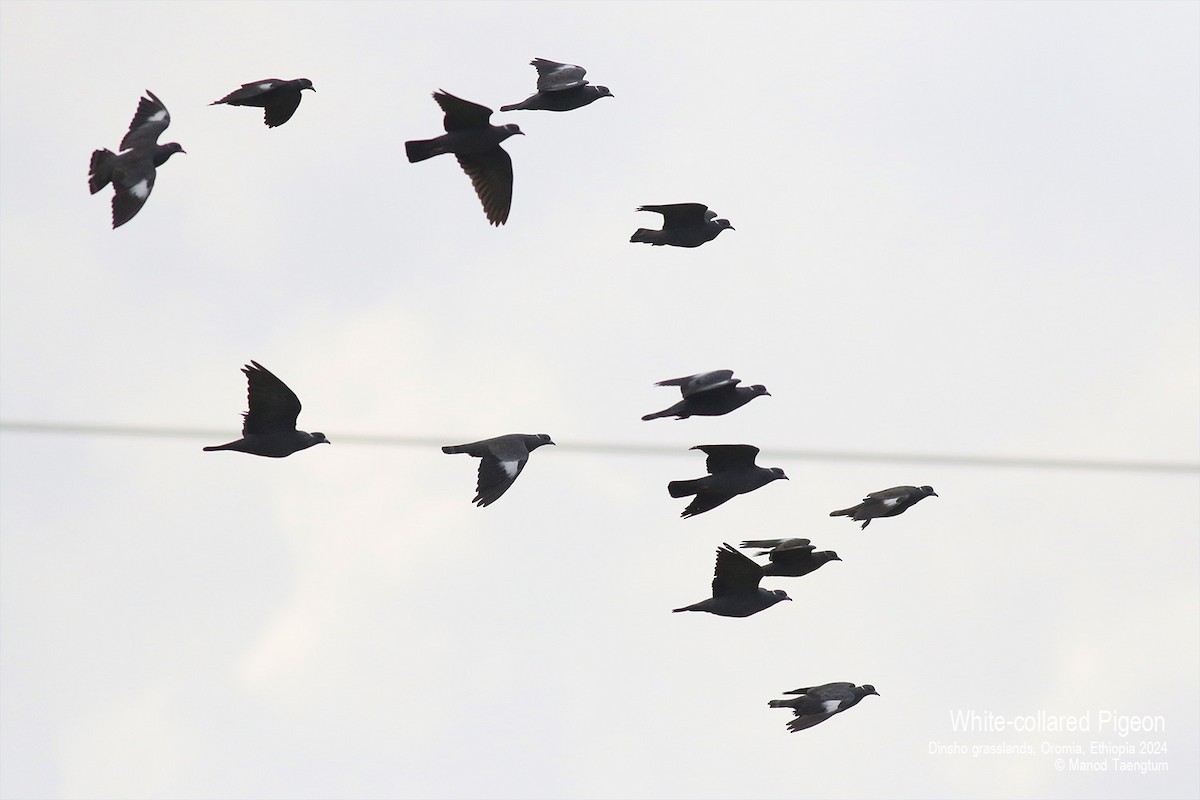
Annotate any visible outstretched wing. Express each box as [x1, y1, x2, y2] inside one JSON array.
[[434, 90, 494, 131], [531, 58, 588, 92], [241, 361, 302, 436], [711, 543, 764, 596], [120, 90, 171, 150]]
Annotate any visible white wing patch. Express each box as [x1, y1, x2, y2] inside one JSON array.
[[822, 699, 842, 713], [148, 109, 167, 123], [500, 460, 519, 478], [129, 179, 150, 199], [881, 497, 900, 507], [257, 82, 276, 91]]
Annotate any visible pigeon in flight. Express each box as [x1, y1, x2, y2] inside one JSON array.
[[211, 78, 315, 127], [500, 58, 613, 112], [442, 433, 554, 507], [204, 362, 329, 457], [768, 682, 879, 732], [830, 485, 938, 529], [630, 204, 734, 248], [738, 538, 842, 578], [672, 543, 791, 617], [88, 90, 185, 228], [405, 91, 524, 226], [669, 445, 788, 519], [642, 370, 770, 421]]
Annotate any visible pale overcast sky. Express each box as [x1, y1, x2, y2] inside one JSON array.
[[1, 2, 1197, 799]]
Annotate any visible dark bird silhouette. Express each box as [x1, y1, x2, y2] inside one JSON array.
[[668, 445, 788, 519], [738, 538, 842, 577], [204, 362, 329, 457], [642, 370, 769, 421], [768, 682, 879, 732], [88, 90, 185, 228], [500, 58, 613, 112], [405, 91, 524, 225], [630, 203, 733, 247], [672, 543, 791, 617], [830, 485, 938, 529], [210, 78, 315, 127], [442, 433, 554, 507]]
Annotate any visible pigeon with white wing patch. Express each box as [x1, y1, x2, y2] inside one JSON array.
[[768, 683, 879, 732], [88, 90, 185, 228], [442, 433, 554, 507], [830, 485, 937, 529], [211, 78, 315, 127]]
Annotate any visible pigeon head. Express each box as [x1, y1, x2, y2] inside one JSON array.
[[310, 432, 330, 445], [154, 142, 186, 166], [770, 467, 789, 481], [861, 685, 880, 697], [822, 551, 843, 562], [749, 384, 770, 398], [919, 486, 938, 497], [772, 589, 792, 603], [298, 78, 316, 92], [714, 218, 735, 232], [594, 86, 613, 99], [529, 433, 554, 449], [499, 123, 524, 140]]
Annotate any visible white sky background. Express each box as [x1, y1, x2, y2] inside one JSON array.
[[1, 1, 1198, 798]]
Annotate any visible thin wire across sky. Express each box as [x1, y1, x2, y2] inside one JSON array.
[[1, 420, 1195, 475]]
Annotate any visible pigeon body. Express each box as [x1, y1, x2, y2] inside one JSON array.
[[830, 485, 938, 529], [442, 433, 554, 507], [738, 538, 842, 578], [405, 91, 523, 225], [672, 543, 791, 617], [668, 445, 788, 518], [88, 90, 185, 228], [768, 682, 879, 732], [204, 361, 329, 457], [211, 78, 315, 127], [642, 370, 769, 421], [630, 203, 733, 248], [500, 58, 612, 112]]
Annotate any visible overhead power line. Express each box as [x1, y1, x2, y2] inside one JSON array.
[[1, 419, 1196, 475]]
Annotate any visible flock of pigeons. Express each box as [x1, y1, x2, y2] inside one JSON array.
[[90, 60, 939, 734]]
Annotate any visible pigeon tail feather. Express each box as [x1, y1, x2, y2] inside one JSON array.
[[405, 139, 442, 163], [630, 228, 658, 244], [88, 149, 116, 193], [668, 478, 703, 498]]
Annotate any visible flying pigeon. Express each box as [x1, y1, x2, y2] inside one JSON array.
[[768, 682, 879, 732], [210, 78, 315, 127], [203, 361, 329, 457], [88, 90, 185, 228], [642, 370, 770, 421], [630, 203, 734, 248], [442, 433, 554, 507], [500, 58, 613, 112], [738, 538, 842, 577], [669, 445, 788, 519], [405, 91, 524, 226], [830, 485, 938, 529], [672, 543, 791, 617]]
